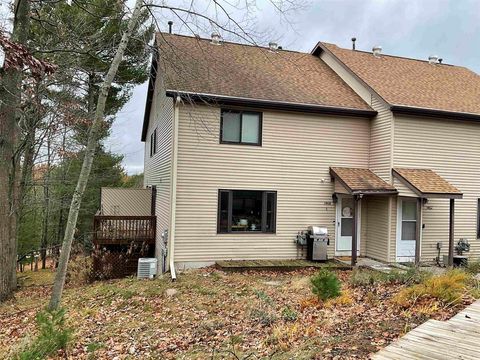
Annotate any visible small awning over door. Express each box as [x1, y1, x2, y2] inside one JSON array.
[[392, 168, 463, 199], [392, 168, 463, 267], [330, 167, 397, 266], [330, 167, 398, 196]]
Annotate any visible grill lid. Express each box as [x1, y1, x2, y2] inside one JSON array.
[[308, 226, 328, 236]]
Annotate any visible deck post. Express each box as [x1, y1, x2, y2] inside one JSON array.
[[448, 198, 455, 267], [351, 195, 359, 267], [415, 197, 422, 266]]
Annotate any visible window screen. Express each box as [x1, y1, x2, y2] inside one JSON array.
[[220, 110, 262, 145]]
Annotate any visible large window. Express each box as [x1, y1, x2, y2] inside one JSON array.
[[220, 110, 262, 145], [218, 190, 276, 233]]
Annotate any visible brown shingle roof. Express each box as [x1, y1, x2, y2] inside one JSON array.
[[330, 167, 397, 195], [321, 43, 480, 115], [156, 33, 372, 111], [393, 168, 462, 198]]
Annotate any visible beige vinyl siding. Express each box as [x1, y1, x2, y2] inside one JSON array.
[[369, 97, 393, 182], [143, 78, 174, 265], [101, 188, 151, 216], [389, 197, 397, 263], [174, 104, 370, 262], [393, 178, 418, 197], [393, 115, 480, 262], [319, 51, 393, 261], [360, 200, 368, 256], [334, 181, 349, 194], [365, 197, 390, 262]]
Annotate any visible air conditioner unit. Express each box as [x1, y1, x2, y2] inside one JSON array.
[[137, 258, 158, 279]]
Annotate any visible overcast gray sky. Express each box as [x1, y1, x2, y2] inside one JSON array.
[[106, 0, 480, 174]]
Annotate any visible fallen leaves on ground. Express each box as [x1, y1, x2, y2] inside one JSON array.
[[0, 267, 474, 359]]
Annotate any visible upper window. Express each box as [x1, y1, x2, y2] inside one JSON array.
[[220, 110, 262, 145], [218, 190, 276, 233], [150, 128, 157, 157]]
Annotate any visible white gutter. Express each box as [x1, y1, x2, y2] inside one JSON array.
[[168, 96, 180, 281]]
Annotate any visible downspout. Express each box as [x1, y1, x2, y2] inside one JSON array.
[[168, 95, 180, 281]]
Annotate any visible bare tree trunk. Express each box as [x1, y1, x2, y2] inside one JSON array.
[[18, 115, 36, 221], [0, 0, 30, 302], [55, 126, 68, 249], [48, 0, 145, 310], [40, 130, 52, 269]]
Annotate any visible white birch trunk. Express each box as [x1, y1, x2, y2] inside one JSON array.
[[48, 0, 145, 310]]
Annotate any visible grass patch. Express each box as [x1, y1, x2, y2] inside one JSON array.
[[254, 289, 274, 305], [310, 270, 341, 301], [86, 341, 105, 353], [250, 308, 277, 326], [349, 267, 429, 287], [16, 308, 72, 360], [394, 269, 470, 307], [324, 289, 354, 308], [281, 306, 298, 322], [466, 260, 480, 275]]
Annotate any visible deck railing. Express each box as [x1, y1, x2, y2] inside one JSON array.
[[93, 216, 156, 245]]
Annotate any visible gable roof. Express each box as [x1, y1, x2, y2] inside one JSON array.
[[315, 42, 480, 118], [156, 33, 374, 111], [330, 167, 398, 195]]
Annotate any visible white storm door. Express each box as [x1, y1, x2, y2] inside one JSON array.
[[397, 199, 417, 262], [336, 196, 359, 253]]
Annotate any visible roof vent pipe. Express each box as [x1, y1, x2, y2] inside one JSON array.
[[269, 42, 278, 51], [211, 33, 221, 45], [429, 55, 439, 64], [168, 21, 173, 34], [372, 45, 382, 57], [351, 37, 356, 50]]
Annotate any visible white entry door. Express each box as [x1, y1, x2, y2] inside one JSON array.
[[396, 199, 417, 262], [336, 196, 360, 254]]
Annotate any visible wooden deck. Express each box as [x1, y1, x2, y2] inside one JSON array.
[[215, 259, 351, 270], [373, 300, 480, 359]]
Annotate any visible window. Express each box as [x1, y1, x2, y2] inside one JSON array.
[[150, 128, 157, 157], [218, 190, 276, 233], [220, 110, 262, 145], [401, 200, 417, 241]]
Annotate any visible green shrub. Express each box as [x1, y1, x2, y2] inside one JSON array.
[[281, 307, 298, 322], [17, 308, 72, 360], [310, 270, 341, 301]]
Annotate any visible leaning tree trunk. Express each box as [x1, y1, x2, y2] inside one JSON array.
[[48, 0, 145, 310], [0, 0, 30, 302]]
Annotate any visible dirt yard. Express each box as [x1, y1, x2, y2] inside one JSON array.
[[0, 265, 475, 359]]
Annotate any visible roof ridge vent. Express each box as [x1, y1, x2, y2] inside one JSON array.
[[372, 45, 382, 58], [210, 33, 222, 45], [428, 55, 439, 64], [269, 41, 278, 52]]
